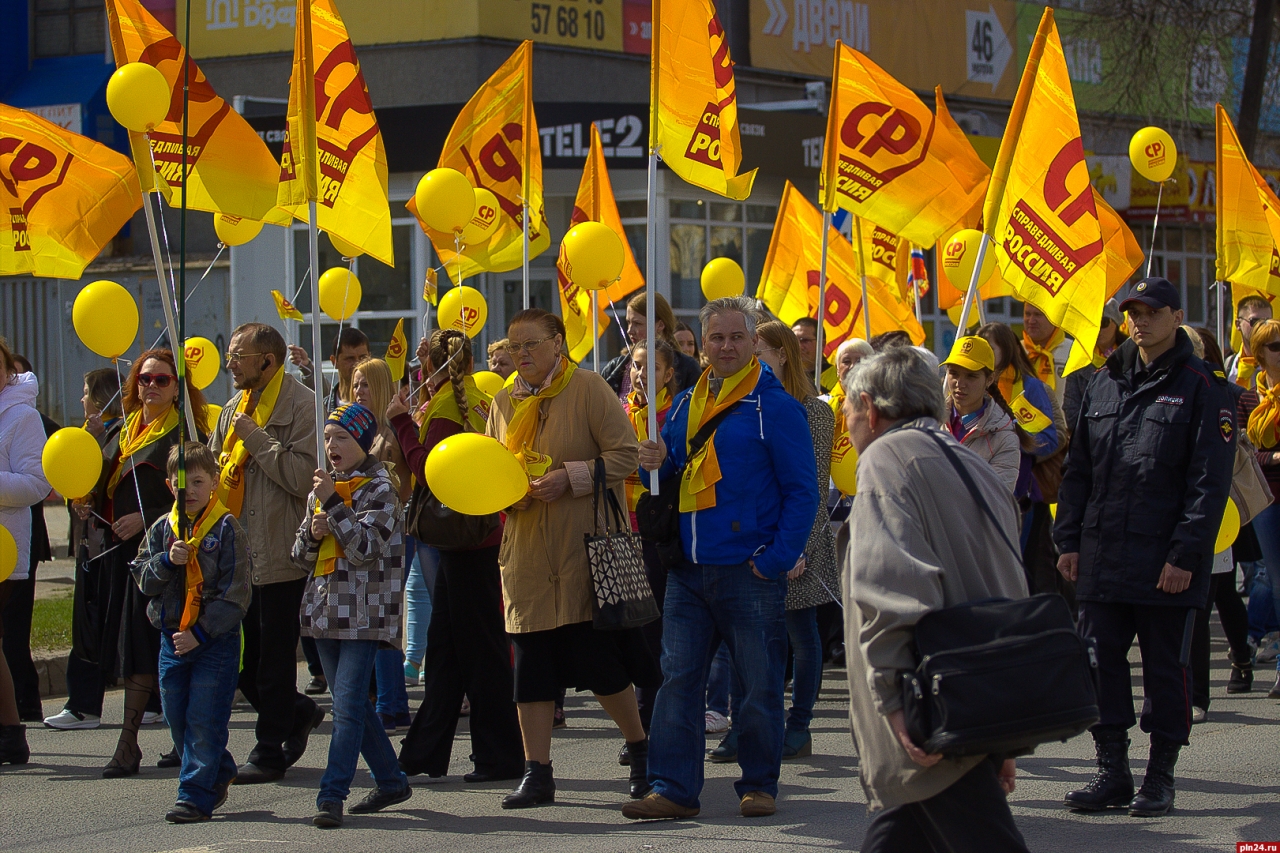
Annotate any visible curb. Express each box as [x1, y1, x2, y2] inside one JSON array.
[[33, 649, 69, 699]]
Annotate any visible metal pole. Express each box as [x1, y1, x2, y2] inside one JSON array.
[[139, 188, 197, 438], [176, 0, 192, 535], [308, 201, 326, 466], [853, 215, 872, 341], [645, 149, 658, 497], [955, 233, 992, 336], [816, 210, 830, 389], [1216, 281, 1225, 358], [522, 202, 530, 309], [592, 290, 600, 372]]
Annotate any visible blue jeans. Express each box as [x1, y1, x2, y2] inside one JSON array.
[[1245, 561, 1278, 640], [375, 648, 410, 716], [313, 638, 408, 805], [158, 630, 241, 815], [705, 643, 731, 718], [784, 607, 823, 732], [649, 560, 787, 808], [1248, 505, 1280, 668], [405, 542, 438, 667]]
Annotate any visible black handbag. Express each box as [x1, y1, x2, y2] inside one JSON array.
[[584, 458, 659, 630], [635, 399, 738, 569], [408, 480, 499, 552], [900, 430, 1100, 757]]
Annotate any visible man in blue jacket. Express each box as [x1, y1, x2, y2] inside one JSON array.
[[624, 297, 818, 821]]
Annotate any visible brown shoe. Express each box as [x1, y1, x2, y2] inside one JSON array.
[[740, 791, 776, 817], [621, 792, 700, 821]]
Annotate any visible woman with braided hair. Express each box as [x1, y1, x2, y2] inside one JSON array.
[[386, 329, 524, 783]]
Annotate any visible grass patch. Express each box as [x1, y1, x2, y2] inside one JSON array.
[[31, 592, 73, 650]]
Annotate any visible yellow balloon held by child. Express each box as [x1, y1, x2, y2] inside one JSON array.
[[1129, 126, 1177, 183], [73, 280, 138, 360], [106, 62, 171, 133], [0, 525, 16, 584], [561, 221, 624, 290], [42, 427, 104, 500], [701, 257, 745, 301], [426, 433, 528, 515], [318, 268, 363, 321], [415, 168, 475, 234], [184, 337, 221, 390], [1216, 497, 1241, 554], [438, 285, 488, 338], [471, 370, 505, 397]]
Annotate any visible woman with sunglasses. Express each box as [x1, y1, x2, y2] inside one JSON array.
[[1244, 319, 1280, 699], [82, 349, 208, 777]]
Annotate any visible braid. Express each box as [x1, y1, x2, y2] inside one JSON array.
[[445, 332, 470, 430], [988, 383, 1037, 453]]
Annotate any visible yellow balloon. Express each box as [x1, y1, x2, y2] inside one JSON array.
[[0, 525, 15, 583], [214, 214, 262, 247], [461, 188, 502, 247], [106, 62, 171, 133], [184, 337, 220, 390], [318, 267, 363, 321], [1129, 126, 1177, 183], [830, 433, 858, 496], [415, 168, 475, 234], [472, 370, 505, 397], [701, 257, 746, 301], [329, 233, 364, 258], [438, 285, 488, 338], [425, 433, 528, 515], [74, 280, 138, 359], [561, 221, 625, 290], [206, 402, 223, 426], [940, 229, 996, 293], [42, 427, 104, 500], [1216, 497, 1241, 554]]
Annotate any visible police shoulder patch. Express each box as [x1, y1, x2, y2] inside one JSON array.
[[1219, 408, 1235, 443]]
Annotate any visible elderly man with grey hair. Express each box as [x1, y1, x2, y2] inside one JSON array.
[[840, 346, 1031, 853], [623, 297, 819, 821]]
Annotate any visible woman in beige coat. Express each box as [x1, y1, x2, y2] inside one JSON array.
[[487, 308, 658, 809]]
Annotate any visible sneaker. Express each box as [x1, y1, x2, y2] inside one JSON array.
[[44, 709, 101, 730], [1256, 632, 1280, 664], [704, 710, 730, 734], [141, 711, 164, 726], [708, 730, 738, 763], [379, 712, 412, 732], [404, 661, 420, 687], [1191, 706, 1208, 724]]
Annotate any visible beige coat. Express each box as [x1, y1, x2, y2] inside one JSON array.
[[488, 368, 639, 633], [210, 371, 318, 586], [843, 417, 1028, 811]]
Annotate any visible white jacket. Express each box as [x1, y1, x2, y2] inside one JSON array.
[[0, 373, 50, 581]]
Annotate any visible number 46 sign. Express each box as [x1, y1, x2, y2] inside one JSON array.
[[965, 7, 1012, 89]]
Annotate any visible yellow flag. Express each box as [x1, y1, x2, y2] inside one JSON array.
[[859, 222, 910, 302], [757, 182, 924, 352], [1097, 191, 1144, 300], [650, 0, 757, 201], [271, 289, 305, 322], [821, 45, 989, 245], [385, 318, 408, 382], [422, 267, 439, 307], [556, 124, 645, 362], [106, 0, 280, 222], [408, 41, 549, 280], [1, 105, 142, 278], [983, 8, 1106, 378], [277, 0, 393, 266], [1217, 104, 1280, 297]]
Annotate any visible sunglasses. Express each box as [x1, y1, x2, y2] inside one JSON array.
[[137, 373, 176, 388]]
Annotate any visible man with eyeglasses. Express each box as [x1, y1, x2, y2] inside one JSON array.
[[1224, 293, 1273, 389], [209, 323, 324, 784]]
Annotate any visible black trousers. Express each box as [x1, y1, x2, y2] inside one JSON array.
[[862, 757, 1029, 853], [239, 576, 317, 769], [636, 540, 668, 732], [63, 652, 106, 717], [300, 636, 324, 678], [2, 562, 40, 716], [1191, 568, 1252, 709], [1079, 600, 1194, 745], [398, 545, 523, 776]]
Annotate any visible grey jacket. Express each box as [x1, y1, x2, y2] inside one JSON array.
[[209, 372, 318, 586], [949, 399, 1021, 494], [844, 418, 1028, 811]]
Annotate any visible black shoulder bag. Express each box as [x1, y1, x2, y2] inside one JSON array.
[[635, 399, 739, 569], [408, 415, 500, 552], [899, 429, 1100, 757]]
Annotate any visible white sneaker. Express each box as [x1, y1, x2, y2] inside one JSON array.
[[705, 710, 730, 734], [1257, 632, 1280, 664], [44, 709, 101, 730], [141, 711, 165, 725]]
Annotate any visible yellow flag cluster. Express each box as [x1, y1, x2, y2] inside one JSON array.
[[757, 182, 924, 352], [650, 0, 756, 201], [821, 47, 988, 246], [278, 0, 393, 266], [1217, 104, 1280, 298], [105, 0, 279, 222], [556, 124, 645, 363], [410, 41, 549, 281], [1, 105, 142, 278]]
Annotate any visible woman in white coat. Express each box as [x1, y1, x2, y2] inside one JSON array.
[[0, 338, 51, 766], [940, 336, 1034, 495]]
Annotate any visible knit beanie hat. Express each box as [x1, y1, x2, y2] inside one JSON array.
[[327, 403, 377, 452]]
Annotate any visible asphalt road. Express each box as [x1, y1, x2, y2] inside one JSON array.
[[2, 633, 1278, 853]]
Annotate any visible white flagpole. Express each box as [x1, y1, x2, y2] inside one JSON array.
[[853, 215, 872, 341], [592, 290, 600, 372], [954, 234, 992, 335], [140, 188, 197, 437], [308, 201, 326, 465], [522, 202, 531, 309], [816, 210, 830, 389], [646, 148, 658, 497]]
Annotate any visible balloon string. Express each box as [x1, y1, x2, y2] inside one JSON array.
[[1146, 181, 1165, 278], [146, 146, 181, 328]]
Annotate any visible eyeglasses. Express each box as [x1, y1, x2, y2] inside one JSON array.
[[137, 373, 176, 388], [755, 346, 780, 356], [504, 337, 552, 355], [225, 351, 264, 365]]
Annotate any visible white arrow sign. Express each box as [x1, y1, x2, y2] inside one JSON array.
[[965, 5, 1011, 89], [762, 0, 788, 37]]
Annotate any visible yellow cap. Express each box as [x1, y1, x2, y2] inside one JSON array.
[[942, 335, 995, 373]]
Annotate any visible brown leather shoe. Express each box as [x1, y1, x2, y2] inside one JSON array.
[[740, 791, 776, 817], [621, 792, 700, 821]]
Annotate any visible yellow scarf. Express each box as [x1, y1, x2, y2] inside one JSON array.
[[681, 359, 761, 512], [624, 387, 672, 511], [503, 357, 577, 478], [1237, 355, 1259, 389], [216, 367, 285, 518], [167, 498, 230, 631], [107, 406, 179, 498], [1023, 327, 1065, 390], [420, 375, 490, 438], [1248, 376, 1280, 450], [1008, 375, 1053, 434], [314, 476, 373, 577], [828, 386, 847, 439]]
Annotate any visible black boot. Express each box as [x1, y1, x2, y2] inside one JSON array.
[[1129, 737, 1180, 817], [627, 738, 651, 799], [0, 725, 30, 766], [1064, 729, 1133, 811], [1227, 651, 1254, 694], [501, 760, 555, 809]]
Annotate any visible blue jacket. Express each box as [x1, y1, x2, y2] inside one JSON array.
[[1016, 371, 1060, 457], [643, 365, 818, 579]]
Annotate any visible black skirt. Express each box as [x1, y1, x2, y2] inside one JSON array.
[[509, 620, 661, 704]]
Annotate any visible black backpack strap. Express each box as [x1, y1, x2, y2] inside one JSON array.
[[919, 428, 1023, 563], [684, 402, 739, 465]]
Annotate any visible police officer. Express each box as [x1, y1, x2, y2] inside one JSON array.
[[1054, 277, 1234, 818]]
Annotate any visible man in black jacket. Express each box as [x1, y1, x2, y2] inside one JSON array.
[[1054, 278, 1234, 818], [599, 292, 701, 400]]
